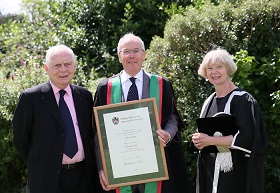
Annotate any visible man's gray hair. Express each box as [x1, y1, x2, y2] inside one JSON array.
[[45, 45, 76, 66], [117, 33, 145, 53]]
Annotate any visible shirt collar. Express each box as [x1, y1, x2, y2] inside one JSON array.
[[120, 70, 143, 84], [50, 81, 71, 96]]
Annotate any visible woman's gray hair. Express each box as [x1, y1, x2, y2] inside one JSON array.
[[198, 48, 237, 78], [117, 33, 145, 53], [45, 45, 76, 66]]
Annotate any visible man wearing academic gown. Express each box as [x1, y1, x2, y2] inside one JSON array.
[[93, 33, 191, 193]]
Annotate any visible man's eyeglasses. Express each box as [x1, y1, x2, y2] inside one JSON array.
[[120, 48, 144, 55], [52, 63, 73, 70]]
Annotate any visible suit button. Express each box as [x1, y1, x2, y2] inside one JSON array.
[[57, 170, 60, 173], [62, 134, 64, 137]]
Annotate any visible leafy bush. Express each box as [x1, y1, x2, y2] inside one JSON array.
[[0, 55, 47, 192], [44, 0, 194, 77]]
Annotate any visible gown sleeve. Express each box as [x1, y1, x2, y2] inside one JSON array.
[[231, 93, 266, 154]]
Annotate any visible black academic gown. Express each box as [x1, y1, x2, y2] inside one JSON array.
[[197, 88, 267, 193], [93, 71, 191, 193]]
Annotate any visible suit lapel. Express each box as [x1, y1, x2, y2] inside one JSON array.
[[41, 82, 64, 128]]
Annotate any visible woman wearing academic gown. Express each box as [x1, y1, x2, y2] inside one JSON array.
[[192, 48, 268, 193]]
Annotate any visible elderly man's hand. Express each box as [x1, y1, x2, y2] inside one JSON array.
[[156, 129, 171, 147], [98, 170, 115, 191]]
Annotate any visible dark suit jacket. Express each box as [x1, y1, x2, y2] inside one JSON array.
[[13, 81, 98, 193], [93, 71, 190, 193]]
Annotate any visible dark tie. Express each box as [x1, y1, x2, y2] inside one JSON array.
[[127, 77, 139, 101], [59, 90, 78, 158]]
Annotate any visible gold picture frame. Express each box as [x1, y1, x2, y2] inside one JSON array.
[[93, 98, 169, 188]]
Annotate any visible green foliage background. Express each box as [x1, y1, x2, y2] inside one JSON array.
[[0, 0, 279, 192]]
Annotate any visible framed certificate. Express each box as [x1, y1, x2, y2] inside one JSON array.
[[93, 98, 169, 188]]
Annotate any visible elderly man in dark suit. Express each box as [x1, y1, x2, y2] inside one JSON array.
[[13, 45, 99, 193], [93, 33, 191, 193]]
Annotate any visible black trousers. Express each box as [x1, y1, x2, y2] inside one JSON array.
[[57, 161, 89, 193]]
